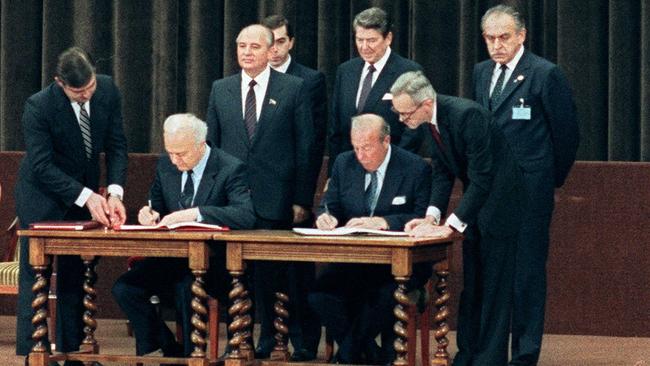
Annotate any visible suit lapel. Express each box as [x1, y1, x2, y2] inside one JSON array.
[[434, 99, 459, 175], [344, 59, 365, 114], [252, 70, 280, 147], [227, 75, 250, 147], [374, 152, 404, 212], [492, 50, 531, 111], [193, 150, 217, 206], [478, 62, 495, 108], [54, 86, 87, 163], [349, 162, 368, 214], [360, 53, 398, 113]]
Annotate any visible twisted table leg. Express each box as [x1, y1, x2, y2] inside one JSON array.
[[431, 270, 450, 366], [81, 257, 99, 353], [392, 276, 410, 366], [190, 270, 208, 358], [227, 271, 253, 361], [270, 291, 289, 361], [31, 265, 50, 354]]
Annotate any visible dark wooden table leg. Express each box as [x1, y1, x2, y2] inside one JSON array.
[[30, 262, 50, 366], [270, 291, 289, 361], [392, 276, 410, 366], [431, 264, 450, 366], [80, 256, 99, 355], [226, 270, 253, 365], [190, 269, 209, 358]]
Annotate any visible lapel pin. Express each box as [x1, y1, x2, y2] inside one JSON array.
[[269, 98, 277, 105], [514, 75, 525, 83]]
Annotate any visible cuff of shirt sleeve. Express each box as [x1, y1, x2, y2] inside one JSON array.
[[425, 206, 442, 224], [107, 184, 124, 200], [75, 187, 93, 207], [445, 213, 467, 233]]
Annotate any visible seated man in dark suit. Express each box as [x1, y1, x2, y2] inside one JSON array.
[[112, 113, 256, 358], [308, 114, 432, 364]]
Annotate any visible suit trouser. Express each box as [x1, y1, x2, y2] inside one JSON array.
[[253, 216, 321, 354], [112, 251, 230, 356], [307, 264, 394, 363], [453, 227, 517, 366], [509, 169, 554, 366], [16, 235, 88, 355]]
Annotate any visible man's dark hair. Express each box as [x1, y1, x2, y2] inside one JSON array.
[[261, 14, 294, 39], [55, 47, 96, 88], [353, 7, 392, 37]]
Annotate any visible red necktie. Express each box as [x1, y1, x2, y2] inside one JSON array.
[[429, 123, 445, 151]]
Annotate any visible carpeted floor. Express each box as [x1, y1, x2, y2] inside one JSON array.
[[0, 316, 648, 365]]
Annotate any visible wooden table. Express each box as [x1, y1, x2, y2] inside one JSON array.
[[215, 230, 460, 366], [19, 228, 218, 366]]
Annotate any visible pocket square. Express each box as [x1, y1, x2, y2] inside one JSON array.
[[269, 98, 277, 105], [382, 93, 393, 101], [391, 196, 406, 205]]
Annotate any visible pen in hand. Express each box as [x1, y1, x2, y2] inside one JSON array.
[[148, 199, 159, 224]]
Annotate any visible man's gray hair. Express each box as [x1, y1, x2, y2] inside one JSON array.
[[353, 7, 391, 37], [390, 71, 436, 104], [163, 113, 208, 144], [236, 24, 274, 47], [351, 114, 390, 140], [481, 4, 526, 32]]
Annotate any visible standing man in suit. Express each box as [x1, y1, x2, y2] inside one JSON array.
[[391, 71, 526, 366], [205, 24, 319, 359], [328, 7, 423, 173], [112, 113, 256, 358], [15, 47, 128, 365], [472, 5, 579, 365], [309, 114, 432, 364], [259, 14, 325, 361]]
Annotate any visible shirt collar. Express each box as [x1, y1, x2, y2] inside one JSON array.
[[270, 54, 292, 73], [365, 47, 391, 75], [430, 100, 438, 128], [241, 65, 271, 88], [494, 45, 525, 73], [373, 144, 392, 178]]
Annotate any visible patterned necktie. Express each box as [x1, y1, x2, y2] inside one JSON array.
[[364, 170, 378, 216], [357, 64, 376, 112], [78, 103, 92, 159], [489, 64, 508, 110], [180, 170, 194, 209], [244, 79, 257, 140]]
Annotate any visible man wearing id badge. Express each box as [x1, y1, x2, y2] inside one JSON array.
[[472, 4, 580, 366]]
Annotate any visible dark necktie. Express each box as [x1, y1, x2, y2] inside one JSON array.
[[429, 123, 445, 151], [180, 170, 194, 209], [489, 64, 508, 110], [364, 170, 378, 216], [244, 79, 257, 140], [78, 103, 92, 159], [357, 64, 376, 112]]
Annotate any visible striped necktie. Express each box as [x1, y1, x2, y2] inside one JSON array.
[[78, 103, 92, 159]]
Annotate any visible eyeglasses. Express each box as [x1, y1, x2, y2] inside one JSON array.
[[391, 102, 424, 120]]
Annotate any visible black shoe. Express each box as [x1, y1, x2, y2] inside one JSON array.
[[289, 348, 317, 362]]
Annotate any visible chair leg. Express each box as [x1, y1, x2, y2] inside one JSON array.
[[420, 288, 432, 365], [48, 257, 58, 352], [208, 296, 219, 360]]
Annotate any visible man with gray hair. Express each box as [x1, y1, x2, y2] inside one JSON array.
[[309, 113, 432, 364], [328, 6, 422, 174], [390, 71, 526, 365], [473, 6, 579, 365], [112, 113, 256, 359], [205, 23, 319, 360]]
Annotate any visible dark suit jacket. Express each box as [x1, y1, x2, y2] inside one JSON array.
[[319, 145, 431, 231], [149, 147, 256, 230], [15, 74, 128, 226], [286, 60, 327, 159], [427, 94, 525, 237], [472, 50, 579, 187], [328, 52, 423, 173], [206, 69, 318, 222]]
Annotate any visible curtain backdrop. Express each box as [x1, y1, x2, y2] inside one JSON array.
[[0, 0, 648, 161]]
